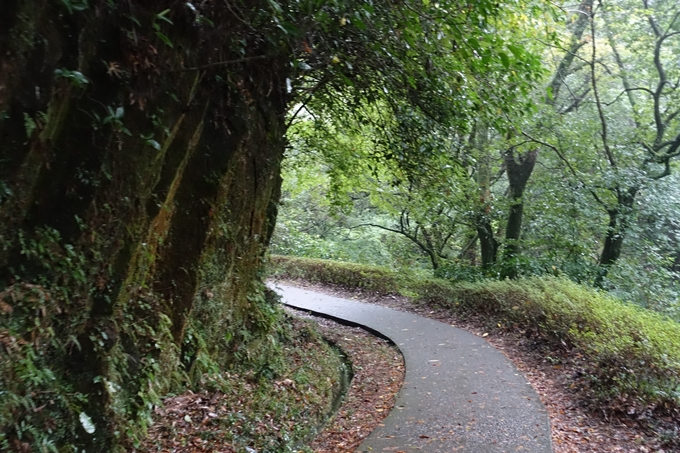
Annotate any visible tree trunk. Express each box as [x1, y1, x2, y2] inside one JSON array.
[[502, 148, 538, 278], [547, 0, 594, 104], [0, 2, 288, 450], [472, 122, 498, 269], [595, 188, 637, 286], [427, 250, 441, 270], [476, 217, 499, 270]]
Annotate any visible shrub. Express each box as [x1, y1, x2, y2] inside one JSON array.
[[268, 255, 402, 295]]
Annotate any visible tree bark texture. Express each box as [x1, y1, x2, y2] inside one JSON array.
[[502, 148, 538, 275], [472, 122, 498, 269], [596, 188, 637, 285], [0, 1, 287, 450], [476, 217, 499, 270]]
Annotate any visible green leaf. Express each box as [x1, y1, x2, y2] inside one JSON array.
[[156, 9, 173, 25], [481, 49, 492, 65], [267, 0, 283, 15], [352, 14, 367, 30], [60, 0, 88, 13], [23, 113, 37, 138], [507, 44, 523, 59], [146, 139, 161, 150], [467, 37, 480, 51], [79, 412, 96, 434], [337, 71, 354, 87], [277, 21, 300, 36], [54, 69, 89, 87], [499, 51, 510, 69], [155, 31, 174, 48]]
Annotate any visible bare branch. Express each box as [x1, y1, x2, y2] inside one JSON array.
[[173, 54, 272, 72], [521, 131, 608, 208], [589, 12, 617, 168], [560, 87, 591, 114]]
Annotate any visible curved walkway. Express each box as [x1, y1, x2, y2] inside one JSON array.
[[271, 283, 553, 453]]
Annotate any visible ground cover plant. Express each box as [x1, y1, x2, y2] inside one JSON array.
[[269, 255, 680, 444], [135, 310, 350, 453]]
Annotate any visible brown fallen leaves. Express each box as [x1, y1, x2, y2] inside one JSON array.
[[136, 310, 405, 453], [136, 316, 343, 453], [297, 311, 405, 453], [139, 389, 237, 453]]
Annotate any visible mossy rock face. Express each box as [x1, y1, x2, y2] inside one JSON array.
[[0, 2, 289, 450]]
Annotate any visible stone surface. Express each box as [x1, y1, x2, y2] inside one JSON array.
[[271, 283, 553, 453]]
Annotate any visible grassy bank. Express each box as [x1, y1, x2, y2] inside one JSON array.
[[136, 290, 349, 453], [269, 255, 680, 423]]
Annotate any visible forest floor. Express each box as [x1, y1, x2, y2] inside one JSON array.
[[293, 310, 405, 453], [288, 280, 671, 453]]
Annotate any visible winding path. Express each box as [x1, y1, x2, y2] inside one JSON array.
[[271, 283, 553, 453]]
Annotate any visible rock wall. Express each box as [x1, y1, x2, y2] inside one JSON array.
[[0, 1, 288, 450]]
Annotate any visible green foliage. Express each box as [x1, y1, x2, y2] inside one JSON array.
[[452, 278, 680, 415], [434, 261, 486, 282], [152, 9, 174, 48], [285, 0, 549, 175], [596, 173, 680, 318], [271, 142, 428, 268], [1, 229, 91, 451], [269, 255, 680, 420], [2, 227, 177, 451], [54, 69, 89, 88], [101, 106, 131, 136], [22, 113, 36, 138], [269, 255, 402, 295], [0, 0, 600, 450], [59, 0, 89, 14]]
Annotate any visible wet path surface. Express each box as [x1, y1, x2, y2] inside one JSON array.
[[271, 283, 553, 453]]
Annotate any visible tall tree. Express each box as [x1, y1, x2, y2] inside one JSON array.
[[501, 147, 538, 277], [471, 122, 500, 270], [528, 0, 680, 284]]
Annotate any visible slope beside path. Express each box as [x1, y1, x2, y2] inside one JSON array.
[[271, 283, 553, 453]]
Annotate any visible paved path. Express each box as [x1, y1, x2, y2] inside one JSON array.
[[271, 283, 553, 453]]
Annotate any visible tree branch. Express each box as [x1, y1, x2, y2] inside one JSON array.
[[521, 131, 608, 208], [589, 12, 617, 169], [173, 54, 272, 72]]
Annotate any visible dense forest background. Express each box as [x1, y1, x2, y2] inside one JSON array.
[[272, 0, 680, 319], [1, 0, 679, 451]]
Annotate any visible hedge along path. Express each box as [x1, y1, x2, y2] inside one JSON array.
[[271, 283, 553, 453]]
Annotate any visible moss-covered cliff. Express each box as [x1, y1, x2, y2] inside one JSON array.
[[0, 1, 289, 450]]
